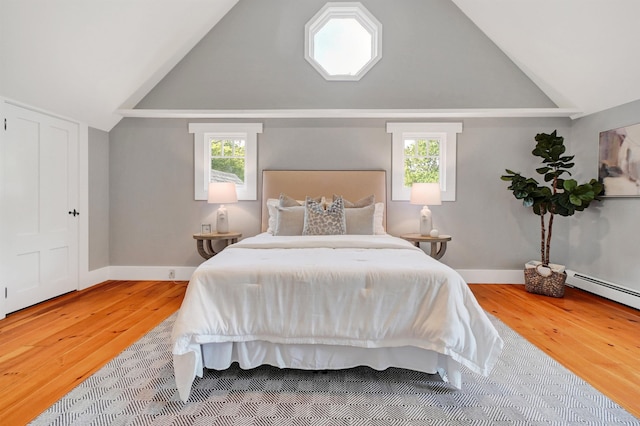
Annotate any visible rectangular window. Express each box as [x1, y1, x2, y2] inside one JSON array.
[[387, 122, 462, 201], [209, 137, 246, 185], [403, 137, 441, 186], [189, 123, 263, 200]]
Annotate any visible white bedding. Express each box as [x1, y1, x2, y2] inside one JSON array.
[[172, 233, 503, 401]]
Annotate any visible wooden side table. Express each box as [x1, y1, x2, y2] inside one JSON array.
[[401, 233, 452, 260], [193, 231, 242, 259]]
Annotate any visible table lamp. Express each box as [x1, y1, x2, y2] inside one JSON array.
[[208, 182, 238, 233], [409, 183, 442, 236]]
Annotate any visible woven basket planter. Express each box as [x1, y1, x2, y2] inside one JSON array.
[[524, 264, 566, 298]]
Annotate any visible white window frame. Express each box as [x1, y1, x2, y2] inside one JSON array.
[[304, 2, 382, 81], [189, 123, 263, 201], [387, 122, 463, 201]]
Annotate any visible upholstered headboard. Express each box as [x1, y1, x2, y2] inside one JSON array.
[[261, 170, 387, 232]]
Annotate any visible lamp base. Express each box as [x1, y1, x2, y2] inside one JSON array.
[[216, 205, 229, 233], [419, 205, 432, 236]]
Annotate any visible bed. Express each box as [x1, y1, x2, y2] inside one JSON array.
[[172, 170, 503, 402]]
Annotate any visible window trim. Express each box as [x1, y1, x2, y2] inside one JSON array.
[[387, 122, 463, 201], [304, 2, 382, 81], [189, 123, 263, 201]]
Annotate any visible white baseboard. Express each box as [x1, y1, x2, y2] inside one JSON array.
[[80, 266, 111, 290], [73, 267, 640, 311], [80, 267, 523, 287], [458, 269, 524, 284], [78, 266, 197, 291], [109, 266, 197, 282]]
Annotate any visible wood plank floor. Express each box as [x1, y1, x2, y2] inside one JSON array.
[[0, 281, 638, 424], [0, 280, 188, 425], [471, 284, 640, 419]]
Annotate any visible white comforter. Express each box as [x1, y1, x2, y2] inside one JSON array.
[[172, 234, 503, 401]]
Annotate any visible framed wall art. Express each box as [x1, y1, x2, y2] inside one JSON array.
[[598, 122, 640, 197]]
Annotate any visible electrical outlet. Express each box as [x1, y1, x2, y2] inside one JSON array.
[[168, 269, 176, 280]]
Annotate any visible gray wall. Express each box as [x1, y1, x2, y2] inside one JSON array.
[[103, 0, 639, 294], [110, 0, 561, 269], [109, 119, 210, 267], [109, 117, 572, 271], [88, 127, 110, 270], [136, 0, 554, 110], [569, 100, 640, 292]]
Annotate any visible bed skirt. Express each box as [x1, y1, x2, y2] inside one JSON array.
[[174, 341, 463, 402]]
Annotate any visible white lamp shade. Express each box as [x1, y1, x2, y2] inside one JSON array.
[[208, 182, 238, 204], [409, 183, 442, 206]]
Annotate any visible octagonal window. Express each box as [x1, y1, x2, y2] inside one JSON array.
[[305, 2, 382, 81]]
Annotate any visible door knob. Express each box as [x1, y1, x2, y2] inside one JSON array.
[[68, 209, 80, 217]]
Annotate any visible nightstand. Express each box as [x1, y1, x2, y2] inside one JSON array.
[[401, 233, 451, 260], [193, 231, 241, 259]]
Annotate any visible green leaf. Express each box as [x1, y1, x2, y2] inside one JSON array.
[[569, 194, 582, 206], [514, 190, 529, 199], [563, 179, 577, 191]]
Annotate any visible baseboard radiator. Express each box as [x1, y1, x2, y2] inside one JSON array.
[[566, 270, 640, 310]]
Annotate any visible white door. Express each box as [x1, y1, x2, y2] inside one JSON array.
[[1, 103, 79, 313]]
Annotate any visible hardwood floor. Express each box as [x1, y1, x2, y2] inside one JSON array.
[[471, 284, 640, 419], [0, 280, 187, 425], [0, 281, 637, 424]]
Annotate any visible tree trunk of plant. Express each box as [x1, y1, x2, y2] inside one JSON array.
[[540, 213, 546, 265], [542, 174, 558, 266], [545, 214, 554, 265]]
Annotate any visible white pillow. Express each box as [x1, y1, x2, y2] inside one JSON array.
[[266, 198, 279, 234], [373, 202, 385, 234]]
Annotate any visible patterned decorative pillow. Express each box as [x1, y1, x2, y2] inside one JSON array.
[[303, 196, 346, 235], [335, 194, 375, 208]]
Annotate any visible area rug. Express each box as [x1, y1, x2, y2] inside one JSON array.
[[31, 314, 639, 425]]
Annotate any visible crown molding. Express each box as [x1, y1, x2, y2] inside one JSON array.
[[116, 108, 580, 120]]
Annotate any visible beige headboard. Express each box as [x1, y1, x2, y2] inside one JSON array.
[[261, 170, 387, 232]]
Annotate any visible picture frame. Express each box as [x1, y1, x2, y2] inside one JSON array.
[[598, 122, 640, 197], [201, 224, 212, 234]]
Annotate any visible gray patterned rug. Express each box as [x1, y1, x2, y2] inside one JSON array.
[[31, 314, 638, 425]]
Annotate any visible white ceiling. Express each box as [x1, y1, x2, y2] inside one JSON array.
[[451, 0, 640, 118], [0, 0, 238, 131], [1, 0, 639, 131]]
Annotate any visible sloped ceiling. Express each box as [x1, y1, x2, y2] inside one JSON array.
[[451, 0, 640, 117], [1, 0, 640, 131], [0, 0, 238, 131]]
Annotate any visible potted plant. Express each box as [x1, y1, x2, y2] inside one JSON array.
[[501, 130, 604, 297]]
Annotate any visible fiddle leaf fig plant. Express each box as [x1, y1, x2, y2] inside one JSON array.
[[501, 130, 604, 266]]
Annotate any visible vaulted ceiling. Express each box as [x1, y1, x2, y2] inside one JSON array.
[[1, 0, 639, 132]]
